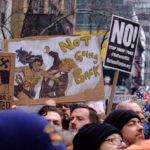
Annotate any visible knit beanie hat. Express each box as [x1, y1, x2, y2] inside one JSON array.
[[104, 109, 141, 130], [73, 122, 123, 150], [0, 110, 66, 150]]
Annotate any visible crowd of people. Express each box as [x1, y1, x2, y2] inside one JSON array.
[[1, 95, 150, 150]]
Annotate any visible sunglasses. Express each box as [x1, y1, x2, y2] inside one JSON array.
[[57, 104, 70, 108]]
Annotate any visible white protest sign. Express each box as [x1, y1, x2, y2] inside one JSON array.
[[5, 35, 105, 105], [86, 100, 105, 114]]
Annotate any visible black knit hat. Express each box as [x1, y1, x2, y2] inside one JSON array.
[[73, 122, 123, 150], [104, 109, 141, 130]]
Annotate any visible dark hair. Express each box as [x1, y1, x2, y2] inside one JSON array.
[[57, 103, 72, 109], [131, 87, 137, 95], [29, 57, 43, 69], [38, 105, 64, 121], [71, 104, 99, 123]]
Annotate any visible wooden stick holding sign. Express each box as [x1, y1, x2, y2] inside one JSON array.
[[106, 70, 119, 115], [103, 15, 140, 115]]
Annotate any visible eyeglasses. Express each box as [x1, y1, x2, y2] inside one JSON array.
[[104, 138, 124, 146]]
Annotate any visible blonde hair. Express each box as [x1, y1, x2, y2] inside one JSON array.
[[59, 58, 77, 69]]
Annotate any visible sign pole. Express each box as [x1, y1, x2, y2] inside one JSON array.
[[106, 70, 119, 115], [103, 15, 140, 115]]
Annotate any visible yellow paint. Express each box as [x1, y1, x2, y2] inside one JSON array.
[[138, 100, 142, 105], [73, 68, 84, 84], [59, 35, 91, 53], [74, 50, 98, 64], [80, 36, 91, 46], [73, 31, 109, 62], [59, 38, 74, 53], [59, 58, 77, 69], [73, 39, 80, 46], [73, 65, 100, 84], [75, 51, 83, 62]]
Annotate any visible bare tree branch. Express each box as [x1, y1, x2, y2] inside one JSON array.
[[0, 22, 14, 38]]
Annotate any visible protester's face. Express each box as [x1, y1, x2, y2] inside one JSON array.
[[121, 118, 144, 145], [57, 104, 71, 120], [126, 103, 144, 123], [69, 108, 91, 131], [133, 92, 137, 101], [43, 111, 62, 131], [99, 133, 126, 150]]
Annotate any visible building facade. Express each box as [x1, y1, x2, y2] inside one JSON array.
[[0, 0, 12, 50], [132, 0, 150, 86], [11, 0, 75, 38]]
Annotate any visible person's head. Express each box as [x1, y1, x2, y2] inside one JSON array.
[[38, 106, 64, 131], [125, 139, 150, 150], [116, 100, 144, 123], [60, 130, 77, 150], [29, 57, 43, 72], [59, 58, 77, 72], [73, 122, 126, 150], [104, 109, 144, 145], [69, 104, 99, 131], [57, 103, 72, 120], [44, 45, 50, 52], [131, 88, 138, 101], [104, 76, 111, 85], [0, 110, 66, 150]]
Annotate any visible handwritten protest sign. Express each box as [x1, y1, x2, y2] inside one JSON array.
[[0, 52, 15, 110], [5, 35, 105, 105], [104, 15, 140, 73]]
